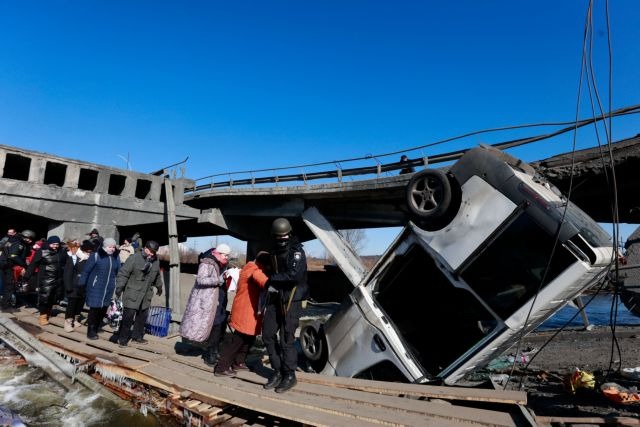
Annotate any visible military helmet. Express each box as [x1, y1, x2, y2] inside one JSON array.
[[20, 230, 36, 240], [271, 218, 292, 237]]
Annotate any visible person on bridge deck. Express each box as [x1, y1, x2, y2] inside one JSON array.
[[214, 251, 271, 377], [24, 235, 66, 325], [262, 218, 309, 393], [180, 243, 231, 366], [0, 229, 34, 309], [78, 237, 121, 340], [87, 228, 104, 251], [399, 154, 415, 175], [115, 240, 162, 347], [118, 238, 134, 264], [63, 240, 93, 332]]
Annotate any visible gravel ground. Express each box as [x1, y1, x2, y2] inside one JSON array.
[[474, 325, 640, 419]]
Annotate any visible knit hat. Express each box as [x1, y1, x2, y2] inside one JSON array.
[[216, 243, 231, 255], [47, 236, 61, 245], [88, 228, 99, 236], [103, 237, 117, 248]]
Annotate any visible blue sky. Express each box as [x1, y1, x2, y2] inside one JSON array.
[[1, 1, 639, 256]]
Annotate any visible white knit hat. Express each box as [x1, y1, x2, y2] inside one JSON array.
[[216, 243, 231, 255]]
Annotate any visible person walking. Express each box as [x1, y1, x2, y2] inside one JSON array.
[[115, 240, 162, 347], [63, 240, 94, 332], [262, 218, 309, 393], [214, 251, 271, 376], [180, 243, 231, 365], [24, 236, 66, 325], [78, 237, 120, 340]]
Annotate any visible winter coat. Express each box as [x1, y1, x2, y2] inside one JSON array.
[[115, 252, 161, 310], [269, 237, 309, 303], [78, 247, 121, 308], [229, 261, 269, 336], [180, 256, 226, 342], [24, 247, 66, 306], [64, 250, 89, 299], [118, 243, 134, 264]]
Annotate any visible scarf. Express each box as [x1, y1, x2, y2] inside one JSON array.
[[141, 254, 156, 274]]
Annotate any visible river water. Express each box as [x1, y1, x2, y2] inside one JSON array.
[[1, 293, 638, 426], [0, 345, 179, 426]]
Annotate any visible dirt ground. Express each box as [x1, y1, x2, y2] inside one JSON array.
[[474, 325, 640, 419]]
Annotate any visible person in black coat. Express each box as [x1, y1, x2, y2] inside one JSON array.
[[63, 240, 94, 332], [262, 218, 309, 393], [24, 235, 66, 325]]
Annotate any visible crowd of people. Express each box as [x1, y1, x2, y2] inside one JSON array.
[[0, 217, 309, 393]]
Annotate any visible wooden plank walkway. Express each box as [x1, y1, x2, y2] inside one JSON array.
[[6, 306, 529, 426]]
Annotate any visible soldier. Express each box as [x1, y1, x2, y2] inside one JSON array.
[[262, 218, 309, 393]]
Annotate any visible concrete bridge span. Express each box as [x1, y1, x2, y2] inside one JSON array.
[[0, 144, 200, 242], [0, 134, 638, 247]]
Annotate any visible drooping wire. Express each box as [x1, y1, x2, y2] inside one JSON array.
[[510, 0, 622, 390]]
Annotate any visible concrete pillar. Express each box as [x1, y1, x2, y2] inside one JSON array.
[[121, 174, 136, 198], [0, 150, 6, 178], [29, 157, 46, 184], [149, 179, 163, 202], [64, 164, 80, 189], [94, 171, 109, 193]]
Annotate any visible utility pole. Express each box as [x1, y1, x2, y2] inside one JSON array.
[[164, 174, 181, 333]]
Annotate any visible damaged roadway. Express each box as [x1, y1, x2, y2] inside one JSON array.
[[475, 324, 640, 419]]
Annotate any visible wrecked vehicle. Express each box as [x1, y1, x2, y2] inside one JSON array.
[[300, 144, 614, 385]]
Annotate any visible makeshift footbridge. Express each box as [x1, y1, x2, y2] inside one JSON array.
[[0, 306, 533, 427]]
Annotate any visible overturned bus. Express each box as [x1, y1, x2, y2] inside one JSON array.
[[300, 144, 614, 385]]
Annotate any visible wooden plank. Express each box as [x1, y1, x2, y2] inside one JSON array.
[[141, 362, 425, 426], [536, 415, 640, 425], [185, 399, 201, 409], [233, 371, 518, 427], [297, 371, 527, 405], [145, 358, 476, 427]]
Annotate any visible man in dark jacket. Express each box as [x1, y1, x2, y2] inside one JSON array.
[[1, 229, 35, 309], [24, 235, 66, 325], [115, 240, 162, 346], [262, 218, 309, 393]]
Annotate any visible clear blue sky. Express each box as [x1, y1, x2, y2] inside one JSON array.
[[1, 1, 639, 256]]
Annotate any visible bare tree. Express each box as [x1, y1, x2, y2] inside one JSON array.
[[324, 229, 367, 261]]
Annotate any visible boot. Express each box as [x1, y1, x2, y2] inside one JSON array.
[[87, 325, 98, 340], [39, 308, 50, 326], [263, 372, 283, 390], [39, 313, 49, 326], [203, 348, 218, 367], [275, 373, 297, 393], [64, 318, 74, 332]]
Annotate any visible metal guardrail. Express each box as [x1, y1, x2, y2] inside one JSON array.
[[184, 105, 640, 194]]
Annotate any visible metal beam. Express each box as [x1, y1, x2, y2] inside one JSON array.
[[302, 206, 367, 287]]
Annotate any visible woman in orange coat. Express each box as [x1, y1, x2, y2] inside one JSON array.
[[214, 252, 270, 376]]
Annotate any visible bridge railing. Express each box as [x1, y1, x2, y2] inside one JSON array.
[[184, 136, 532, 194], [184, 104, 640, 195]]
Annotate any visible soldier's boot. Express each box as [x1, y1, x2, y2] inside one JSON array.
[[263, 372, 283, 390], [275, 373, 297, 393]]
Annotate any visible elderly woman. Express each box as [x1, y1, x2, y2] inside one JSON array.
[[78, 237, 120, 340], [214, 251, 271, 376], [180, 243, 231, 365]]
